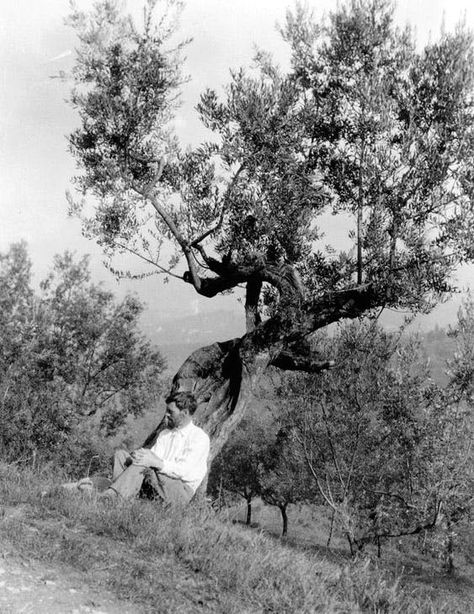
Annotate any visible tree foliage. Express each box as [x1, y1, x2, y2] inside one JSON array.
[[208, 418, 266, 525], [280, 320, 472, 562], [65, 0, 474, 452], [0, 243, 165, 472]]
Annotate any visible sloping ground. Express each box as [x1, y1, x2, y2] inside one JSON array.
[[230, 499, 474, 614], [0, 504, 229, 613], [0, 464, 470, 614]]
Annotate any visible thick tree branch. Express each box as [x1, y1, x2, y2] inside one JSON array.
[[128, 169, 204, 293], [243, 282, 385, 359], [146, 192, 202, 289], [183, 259, 307, 302], [245, 278, 262, 332], [270, 351, 335, 373]]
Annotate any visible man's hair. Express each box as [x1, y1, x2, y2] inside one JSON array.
[[166, 391, 198, 415]]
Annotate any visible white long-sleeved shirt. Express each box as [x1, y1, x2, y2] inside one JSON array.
[[151, 421, 210, 493]]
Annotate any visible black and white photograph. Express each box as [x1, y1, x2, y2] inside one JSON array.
[[0, 1, 473, 611]]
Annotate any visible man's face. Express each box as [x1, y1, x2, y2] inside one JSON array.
[[165, 401, 188, 429]]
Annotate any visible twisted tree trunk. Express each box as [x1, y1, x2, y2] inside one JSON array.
[[143, 282, 385, 462], [143, 337, 270, 458]]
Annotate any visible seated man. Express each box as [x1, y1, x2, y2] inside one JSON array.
[[103, 391, 210, 505]]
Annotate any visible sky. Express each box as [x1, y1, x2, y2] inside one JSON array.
[[1, 0, 473, 327]]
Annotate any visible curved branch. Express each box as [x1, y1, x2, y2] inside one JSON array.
[[146, 192, 203, 291], [183, 259, 307, 301], [189, 163, 246, 248], [243, 282, 384, 359], [127, 167, 204, 292]]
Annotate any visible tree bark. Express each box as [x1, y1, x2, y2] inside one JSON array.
[[246, 497, 252, 525], [327, 509, 335, 549], [245, 278, 262, 332], [143, 337, 270, 459], [280, 504, 288, 537]]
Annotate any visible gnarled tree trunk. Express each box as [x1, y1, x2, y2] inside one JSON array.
[[143, 336, 271, 459], [143, 283, 384, 462]]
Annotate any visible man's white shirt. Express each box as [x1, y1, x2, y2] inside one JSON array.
[[151, 421, 210, 493]]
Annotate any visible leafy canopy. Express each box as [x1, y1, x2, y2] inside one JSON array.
[[0, 243, 165, 468], [280, 319, 473, 554], [67, 0, 474, 321]]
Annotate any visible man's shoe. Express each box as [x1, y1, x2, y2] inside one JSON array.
[[77, 478, 94, 493], [98, 488, 119, 503], [89, 476, 112, 493]]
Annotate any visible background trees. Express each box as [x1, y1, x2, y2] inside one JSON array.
[[0, 243, 165, 474], [209, 413, 313, 535], [209, 312, 472, 566], [258, 427, 313, 536], [429, 298, 474, 571], [209, 418, 266, 525], [38, 252, 165, 434], [276, 319, 472, 564], [65, 0, 474, 453]]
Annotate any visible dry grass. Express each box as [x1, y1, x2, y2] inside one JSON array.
[[0, 463, 467, 613]]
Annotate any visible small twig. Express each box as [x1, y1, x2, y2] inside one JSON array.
[[112, 241, 183, 280], [86, 455, 100, 478]]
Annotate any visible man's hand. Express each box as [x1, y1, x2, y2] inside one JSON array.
[[131, 448, 164, 471]]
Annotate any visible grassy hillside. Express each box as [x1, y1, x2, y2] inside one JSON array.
[[0, 463, 471, 613]]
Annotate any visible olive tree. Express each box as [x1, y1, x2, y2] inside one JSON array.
[[65, 0, 474, 457], [259, 427, 313, 537], [279, 320, 473, 563]]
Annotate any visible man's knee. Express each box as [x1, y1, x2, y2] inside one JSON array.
[[114, 449, 131, 463], [112, 449, 133, 481]]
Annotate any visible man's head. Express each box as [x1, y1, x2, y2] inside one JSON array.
[[165, 391, 197, 429]]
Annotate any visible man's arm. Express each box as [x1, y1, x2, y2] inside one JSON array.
[[131, 448, 164, 470]]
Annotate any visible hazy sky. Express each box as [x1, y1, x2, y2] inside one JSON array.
[[1, 0, 473, 325]]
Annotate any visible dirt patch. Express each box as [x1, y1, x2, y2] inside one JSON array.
[[0, 547, 142, 614]]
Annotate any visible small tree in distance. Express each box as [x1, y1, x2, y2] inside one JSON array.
[[65, 0, 474, 456], [208, 418, 266, 525], [259, 427, 312, 537]]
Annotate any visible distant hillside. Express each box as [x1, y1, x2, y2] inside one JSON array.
[[141, 309, 245, 372]]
